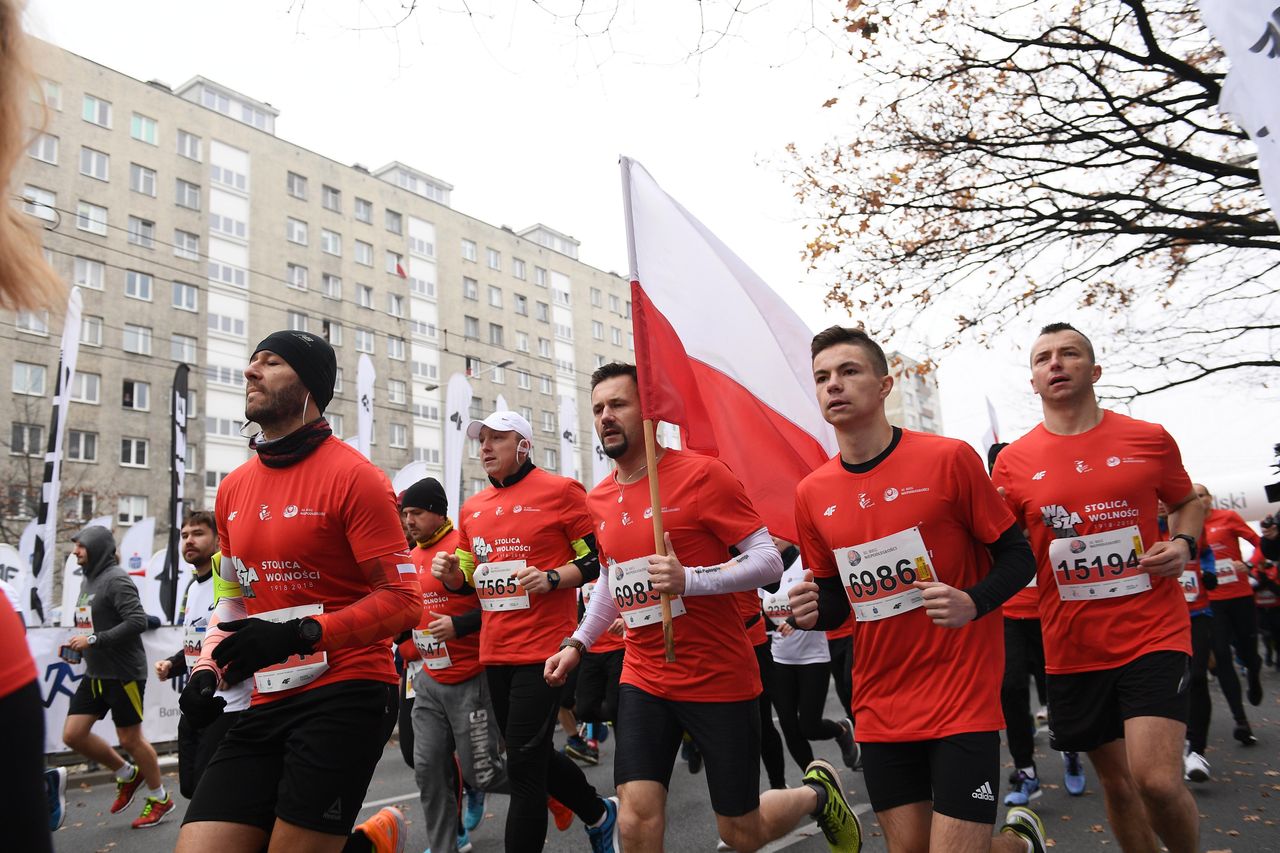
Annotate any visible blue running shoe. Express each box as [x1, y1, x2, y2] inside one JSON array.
[[585, 796, 620, 853], [463, 784, 485, 831], [456, 826, 473, 852], [1062, 752, 1086, 796], [1003, 770, 1041, 806], [46, 766, 67, 831]]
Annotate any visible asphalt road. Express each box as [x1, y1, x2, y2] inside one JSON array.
[[51, 665, 1280, 852]]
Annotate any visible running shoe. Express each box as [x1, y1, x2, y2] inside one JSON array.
[[1062, 752, 1086, 796], [1001, 806, 1047, 853], [596, 722, 610, 744], [682, 735, 703, 774], [110, 765, 144, 814], [1234, 722, 1258, 746], [1183, 751, 1210, 783], [1247, 667, 1263, 706], [585, 796, 620, 853], [456, 826, 473, 853], [353, 805, 406, 853], [1003, 770, 1041, 806], [130, 794, 175, 829], [548, 795, 574, 831], [1035, 705, 1048, 724], [46, 766, 67, 831], [835, 718, 860, 771], [462, 785, 485, 831], [564, 734, 600, 766], [803, 759, 862, 853]]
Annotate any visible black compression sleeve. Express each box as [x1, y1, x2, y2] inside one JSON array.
[[452, 608, 482, 639], [813, 574, 852, 632], [572, 533, 601, 583], [167, 650, 187, 677], [963, 523, 1037, 619], [1261, 536, 1280, 562]]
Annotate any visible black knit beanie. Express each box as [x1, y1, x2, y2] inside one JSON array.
[[400, 478, 449, 515], [252, 330, 337, 413]]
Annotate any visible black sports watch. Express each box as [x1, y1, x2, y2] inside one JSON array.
[[297, 617, 323, 650], [546, 569, 561, 590], [1170, 534, 1198, 561]]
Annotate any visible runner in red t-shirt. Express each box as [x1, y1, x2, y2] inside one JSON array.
[[786, 328, 1045, 853], [1195, 484, 1266, 712], [544, 363, 863, 853], [398, 477, 506, 853], [178, 331, 417, 853], [991, 323, 1203, 853], [432, 410, 615, 853]]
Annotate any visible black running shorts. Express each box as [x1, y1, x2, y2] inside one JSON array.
[[859, 731, 1001, 825], [68, 677, 145, 728], [1046, 650, 1190, 753]]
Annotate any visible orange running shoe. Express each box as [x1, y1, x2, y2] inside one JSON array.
[[353, 805, 406, 853], [548, 795, 574, 831], [131, 794, 175, 829], [110, 766, 145, 814]]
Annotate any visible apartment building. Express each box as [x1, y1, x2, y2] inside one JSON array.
[[3, 40, 634, 546], [884, 351, 944, 435]]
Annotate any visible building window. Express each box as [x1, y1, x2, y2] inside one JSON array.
[[122, 379, 150, 410], [534, 302, 549, 323], [130, 113, 157, 144], [488, 286, 503, 308], [117, 495, 147, 526], [283, 310, 306, 332], [286, 263, 308, 291], [208, 261, 248, 288], [385, 251, 404, 275], [320, 229, 342, 256], [127, 217, 155, 249], [461, 277, 479, 301], [120, 437, 149, 467], [211, 164, 247, 192], [387, 336, 406, 360], [67, 430, 97, 462], [486, 247, 501, 270], [592, 321, 604, 341], [387, 380, 406, 404], [287, 171, 308, 199], [334, 368, 344, 393], [9, 423, 43, 457], [79, 316, 103, 347], [12, 362, 46, 396], [491, 365, 506, 384], [513, 294, 528, 316], [355, 328, 374, 354], [176, 129, 202, 161], [357, 284, 374, 308], [516, 331, 530, 353], [171, 333, 197, 362], [385, 209, 403, 235], [354, 197, 372, 223], [538, 337, 551, 357], [542, 410, 556, 433], [328, 413, 344, 436], [71, 371, 101, 403], [208, 313, 246, 338], [73, 257, 104, 290], [544, 448, 559, 469], [175, 179, 201, 209], [322, 319, 342, 346], [322, 185, 341, 212], [611, 326, 623, 346], [387, 293, 404, 317], [129, 163, 156, 196], [354, 240, 373, 266], [322, 273, 342, 300], [512, 258, 527, 280], [540, 374, 553, 394], [122, 324, 153, 355], [489, 323, 504, 347], [27, 132, 58, 164], [286, 217, 308, 245], [172, 280, 198, 311], [463, 316, 480, 340], [125, 270, 153, 301], [20, 186, 55, 221], [389, 423, 407, 448], [174, 230, 200, 260], [82, 94, 112, 127], [79, 146, 109, 181], [590, 287, 603, 307], [461, 239, 477, 262], [534, 266, 547, 287], [75, 201, 107, 235], [210, 213, 247, 240]]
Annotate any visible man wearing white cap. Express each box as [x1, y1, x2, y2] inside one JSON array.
[[433, 411, 618, 853]]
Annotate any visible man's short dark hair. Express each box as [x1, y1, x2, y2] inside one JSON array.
[[182, 510, 216, 532], [1036, 322, 1095, 363], [810, 325, 889, 377], [590, 362, 638, 390]]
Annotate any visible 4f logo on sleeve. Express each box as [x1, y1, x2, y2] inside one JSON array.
[[1040, 504, 1083, 533]]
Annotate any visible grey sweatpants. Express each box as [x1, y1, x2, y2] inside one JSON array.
[[411, 668, 509, 853]]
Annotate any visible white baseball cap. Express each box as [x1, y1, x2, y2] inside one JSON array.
[[466, 410, 533, 442]]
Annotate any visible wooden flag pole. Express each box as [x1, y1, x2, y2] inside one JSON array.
[[643, 418, 676, 662]]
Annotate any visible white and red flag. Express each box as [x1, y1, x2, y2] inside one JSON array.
[[620, 157, 836, 542]]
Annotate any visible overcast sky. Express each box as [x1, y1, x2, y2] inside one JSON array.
[[26, 0, 1280, 493]]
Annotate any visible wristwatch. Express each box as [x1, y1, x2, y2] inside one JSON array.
[[297, 617, 323, 650], [86, 634, 98, 646], [546, 569, 561, 590], [1171, 534, 1198, 561], [559, 636, 586, 655]]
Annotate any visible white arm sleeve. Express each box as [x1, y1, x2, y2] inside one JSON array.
[[571, 577, 623, 650], [683, 528, 783, 596]]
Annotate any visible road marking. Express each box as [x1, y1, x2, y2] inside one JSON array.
[[361, 791, 420, 810]]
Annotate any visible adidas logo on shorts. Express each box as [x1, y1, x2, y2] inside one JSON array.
[[971, 781, 995, 802]]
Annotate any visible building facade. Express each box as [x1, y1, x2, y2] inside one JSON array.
[[884, 351, 944, 435], [4, 41, 634, 551]]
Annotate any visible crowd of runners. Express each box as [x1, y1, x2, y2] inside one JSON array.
[[7, 315, 1276, 853]]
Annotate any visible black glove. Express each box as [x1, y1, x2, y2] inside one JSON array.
[[212, 618, 311, 686], [1202, 570, 1218, 592], [179, 669, 226, 728]]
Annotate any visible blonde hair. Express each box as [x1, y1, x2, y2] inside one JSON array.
[[0, 0, 64, 311]]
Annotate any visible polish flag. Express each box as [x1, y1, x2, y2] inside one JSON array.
[[395, 262, 407, 279], [621, 157, 836, 542]]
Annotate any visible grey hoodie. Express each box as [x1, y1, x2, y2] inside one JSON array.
[[74, 525, 148, 681]]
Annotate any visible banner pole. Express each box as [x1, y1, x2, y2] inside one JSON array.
[[643, 418, 675, 662]]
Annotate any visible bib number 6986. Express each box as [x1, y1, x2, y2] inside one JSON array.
[[846, 558, 919, 600]]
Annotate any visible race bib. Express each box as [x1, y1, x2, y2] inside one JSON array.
[[183, 621, 206, 669], [836, 527, 935, 622], [251, 604, 329, 694], [412, 628, 453, 670], [1215, 559, 1238, 584], [1179, 569, 1200, 604], [761, 590, 792, 622], [1049, 525, 1151, 601], [74, 605, 93, 632], [473, 560, 531, 612], [607, 556, 686, 630]]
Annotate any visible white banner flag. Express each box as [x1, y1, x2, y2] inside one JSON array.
[[356, 353, 375, 460], [119, 517, 156, 607], [558, 395, 578, 479], [443, 373, 472, 523], [495, 393, 509, 413], [392, 461, 430, 497]]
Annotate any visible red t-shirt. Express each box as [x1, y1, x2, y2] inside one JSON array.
[[403, 527, 483, 684], [457, 467, 593, 665], [1253, 562, 1280, 609], [1204, 509, 1262, 602], [0, 595, 35, 699], [825, 611, 854, 641], [581, 579, 625, 653], [991, 411, 1193, 674], [796, 430, 1012, 742], [587, 449, 763, 703], [1002, 583, 1040, 620], [216, 437, 414, 704]]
